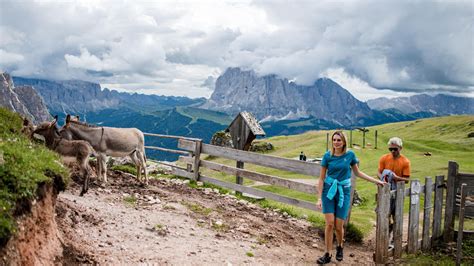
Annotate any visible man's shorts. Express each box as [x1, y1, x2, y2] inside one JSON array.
[[321, 182, 351, 220]]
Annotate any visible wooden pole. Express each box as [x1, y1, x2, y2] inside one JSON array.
[[236, 161, 244, 185], [432, 175, 444, 245], [422, 177, 433, 251], [444, 161, 458, 242], [408, 179, 421, 253], [326, 133, 329, 151], [456, 183, 467, 266], [350, 129, 352, 147], [374, 184, 390, 264], [394, 181, 405, 259], [193, 140, 202, 181], [362, 130, 366, 149], [375, 130, 378, 149]]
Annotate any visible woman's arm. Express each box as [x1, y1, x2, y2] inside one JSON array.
[[352, 164, 385, 186]]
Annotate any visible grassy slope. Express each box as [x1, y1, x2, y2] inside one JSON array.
[[199, 115, 474, 236], [175, 107, 232, 125], [0, 108, 69, 244]]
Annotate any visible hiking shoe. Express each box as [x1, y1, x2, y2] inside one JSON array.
[[336, 245, 344, 261], [317, 252, 332, 264]]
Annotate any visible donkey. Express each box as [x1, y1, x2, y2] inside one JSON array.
[[32, 117, 95, 196], [59, 114, 148, 184]]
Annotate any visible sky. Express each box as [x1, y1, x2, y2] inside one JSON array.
[[0, 0, 473, 101]]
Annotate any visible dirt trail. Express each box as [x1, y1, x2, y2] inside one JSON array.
[[56, 170, 375, 264]]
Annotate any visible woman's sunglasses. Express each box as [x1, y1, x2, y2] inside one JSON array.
[[389, 147, 399, 152]]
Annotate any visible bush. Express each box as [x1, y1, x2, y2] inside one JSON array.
[[345, 222, 364, 243]]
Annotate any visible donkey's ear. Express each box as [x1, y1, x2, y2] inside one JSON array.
[[66, 114, 71, 124], [54, 115, 58, 121], [49, 119, 57, 128], [75, 115, 80, 121]]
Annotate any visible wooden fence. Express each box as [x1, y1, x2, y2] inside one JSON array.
[[144, 134, 473, 263], [374, 161, 473, 264], [143, 133, 357, 223]]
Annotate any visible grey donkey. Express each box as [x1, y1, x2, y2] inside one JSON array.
[[59, 114, 148, 184]]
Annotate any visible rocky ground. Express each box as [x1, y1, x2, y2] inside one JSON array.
[[56, 168, 375, 264]]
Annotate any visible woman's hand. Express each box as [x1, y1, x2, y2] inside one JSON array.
[[377, 180, 388, 186], [317, 198, 322, 209]]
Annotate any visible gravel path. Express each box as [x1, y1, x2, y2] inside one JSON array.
[[56, 169, 375, 264]]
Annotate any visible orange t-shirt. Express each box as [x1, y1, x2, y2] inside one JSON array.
[[378, 154, 411, 177]]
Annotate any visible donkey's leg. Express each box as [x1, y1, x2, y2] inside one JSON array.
[[79, 156, 89, 196], [129, 152, 141, 182], [98, 154, 108, 183], [96, 155, 103, 182], [137, 149, 148, 185]]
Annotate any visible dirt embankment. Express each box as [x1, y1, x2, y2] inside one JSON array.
[[0, 175, 65, 265]]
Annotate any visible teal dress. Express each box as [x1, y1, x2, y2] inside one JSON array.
[[321, 150, 358, 220]]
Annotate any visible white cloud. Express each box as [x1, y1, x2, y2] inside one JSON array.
[[0, 0, 472, 99]]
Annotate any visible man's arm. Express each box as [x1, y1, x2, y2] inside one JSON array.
[[393, 173, 410, 183]]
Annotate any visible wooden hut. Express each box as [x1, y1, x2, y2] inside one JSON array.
[[226, 111, 265, 151]]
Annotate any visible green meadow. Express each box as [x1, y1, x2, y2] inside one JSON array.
[[197, 115, 474, 236]]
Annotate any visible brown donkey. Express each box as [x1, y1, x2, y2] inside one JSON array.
[[32, 117, 95, 196]]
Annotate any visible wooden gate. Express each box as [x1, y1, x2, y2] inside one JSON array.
[[374, 161, 473, 264]]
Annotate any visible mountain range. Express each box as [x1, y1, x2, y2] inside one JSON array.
[[2, 69, 472, 160], [367, 94, 474, 115]]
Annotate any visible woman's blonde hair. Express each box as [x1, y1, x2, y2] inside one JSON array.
[[330, 130, 348, 156]]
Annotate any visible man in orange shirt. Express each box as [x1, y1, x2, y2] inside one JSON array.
[[378, 137, 411, 247]]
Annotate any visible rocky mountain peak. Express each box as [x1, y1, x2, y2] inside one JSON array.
[[202, 67, 373, 126], [0, 72, 50, 124]]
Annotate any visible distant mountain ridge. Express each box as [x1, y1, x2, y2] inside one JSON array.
[[367, 94, 474, 115], [202, 67, 474, 127], [12, 76, 205, 115], [202, 67, 376, 126]]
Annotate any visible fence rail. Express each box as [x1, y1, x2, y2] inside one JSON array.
[[143, 133, 359, 218]]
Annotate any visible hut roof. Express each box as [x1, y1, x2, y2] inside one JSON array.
[[226, 111, 265, 136]]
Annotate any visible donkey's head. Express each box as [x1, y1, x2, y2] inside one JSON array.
[[32, 116, 60, 148], [59, 114, 75, 140], [21, 117, 35, 137]]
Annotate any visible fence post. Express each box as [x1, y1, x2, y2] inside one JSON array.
[[326, 133, 329, 151], [362, 130, 366, 148], [408, 179, 421, 253], [374, 184, 390, 264], [193, 140, 202, 181], [236, 161, 244, 186], [350, 129, 352, 147], [456, 183, 467, 266], [422, 177, 433, 251], [375, 130, 378, 149], [444, 161, 458, 242], [432, 175, 444, 245], [394, 181, 405, 259]]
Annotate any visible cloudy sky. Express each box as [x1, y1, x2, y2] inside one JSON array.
[[1, 0, 473, 100]]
